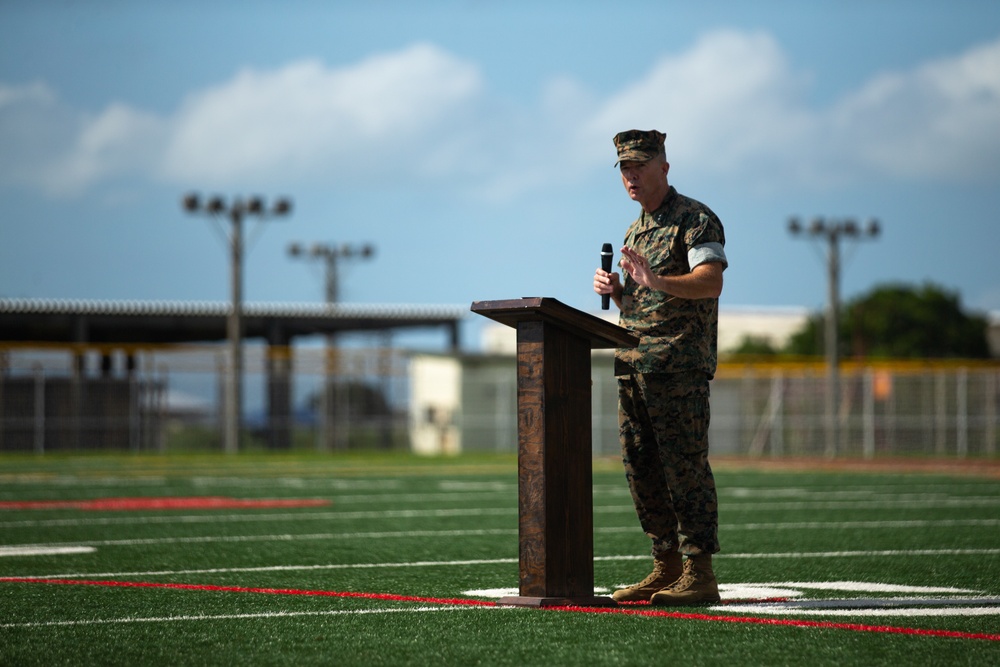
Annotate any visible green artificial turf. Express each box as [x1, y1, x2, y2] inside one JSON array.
[[1, 452, 999, 666]]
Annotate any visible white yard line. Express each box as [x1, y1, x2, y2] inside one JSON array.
[[3, 519, 997, 552], [6, 528, 518, 549], [713, 548, 1000, 559], [4, 497, 1000, 530], [0, 507, 517, 529], [0, 605, 480, 630], [0, 546, 96, 557], [7, 549, 1000, 582], [727, 519, 1000, 530], [695, 497, 1000, 511], [713, 605, 1000, 617]]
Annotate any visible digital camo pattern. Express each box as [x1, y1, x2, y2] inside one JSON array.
[[618, 373, 720, 556], [614, 185, 726, 377], [613, 129, 666, 164]]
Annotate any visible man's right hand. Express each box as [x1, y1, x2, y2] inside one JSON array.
[[594, 268, 622, 307]]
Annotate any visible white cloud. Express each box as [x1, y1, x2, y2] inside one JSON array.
[[583, 30, 813, 172], [0, 44, 484, 195], [160, 43, 484, 185], [0, 81, 78, 193], [44, 104, 166, 195], [0, 81, 56, 108], [0, 82, 165, 196], [2, 33, 999, 198], [828, 39, 1000, 182], [584, 31, 1000, 188]]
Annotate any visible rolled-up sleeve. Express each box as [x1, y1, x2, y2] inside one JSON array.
[[688, 242, 728, 270]]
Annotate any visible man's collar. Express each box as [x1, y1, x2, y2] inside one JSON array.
[[636, 186, 677, 231]]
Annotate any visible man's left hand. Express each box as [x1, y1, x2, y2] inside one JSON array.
[[620, 246, 657, 289]]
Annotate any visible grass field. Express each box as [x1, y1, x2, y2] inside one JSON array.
[[1, 452, 999, 666]]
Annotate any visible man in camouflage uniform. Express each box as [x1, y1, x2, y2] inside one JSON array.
[[593, 129, 727, 605]]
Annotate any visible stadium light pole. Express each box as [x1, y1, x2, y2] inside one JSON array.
[[287, 242, 376, 450], [287, 242, 376, 305], [788, 216, 879, 457], [183, 194, 293, 454]]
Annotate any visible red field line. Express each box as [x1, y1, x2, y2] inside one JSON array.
[[0, 578, 493, 608], [3, 576, 999, 642], [0, 497, 330, 511], [565, 604, 1000, 642]]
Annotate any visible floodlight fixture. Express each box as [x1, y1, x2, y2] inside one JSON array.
[[181, 192, 294, 454], [286, 239, 377, 451], [787, 214, 881, 457]]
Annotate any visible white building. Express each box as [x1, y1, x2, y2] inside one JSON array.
[[412, 306, 809, 456], [410, 306, 1000, 456], [479, 305, 810, 356]]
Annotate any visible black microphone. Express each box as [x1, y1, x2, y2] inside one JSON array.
[[600, 243, 613, 310]]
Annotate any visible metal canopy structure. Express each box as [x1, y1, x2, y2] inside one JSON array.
[[0, 298, 465, 348], [0, 298, 465, 451]]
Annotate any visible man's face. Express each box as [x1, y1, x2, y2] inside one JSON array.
[[619, 158, 669, 204]]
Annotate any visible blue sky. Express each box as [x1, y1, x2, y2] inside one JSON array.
[[2, 1, 999, 350]]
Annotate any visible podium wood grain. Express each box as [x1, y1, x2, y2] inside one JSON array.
[[471, 298, 638, 608]]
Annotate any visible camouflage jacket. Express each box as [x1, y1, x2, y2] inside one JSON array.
[[615, 186, 727, 378]]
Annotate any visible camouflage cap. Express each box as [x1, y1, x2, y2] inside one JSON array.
[[613, 129, 666, 166]]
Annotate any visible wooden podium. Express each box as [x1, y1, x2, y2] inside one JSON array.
[[471, 297, 639, 607]]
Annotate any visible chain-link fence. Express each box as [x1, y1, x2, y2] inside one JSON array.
[[452, 356, 1000, 459], [0, 343, 410, 453], [3, 344, 998, 458], [709, 362, 999, 459]]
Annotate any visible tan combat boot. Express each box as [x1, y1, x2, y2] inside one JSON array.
[[649, 554, 720, 605], [611, 552, 683, 602]]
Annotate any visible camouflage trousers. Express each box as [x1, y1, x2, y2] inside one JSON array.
[[618, 373, 720, 558]]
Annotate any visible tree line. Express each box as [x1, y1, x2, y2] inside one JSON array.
[[731, 282, 992, 359]]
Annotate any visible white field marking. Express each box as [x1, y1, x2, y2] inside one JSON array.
[[714, 548, 1000, 559], [438, 481, 515, 492], [188, 477, 405, 491], [722, 488, 957, 500], [7, 528, 518, 549], [188, 478, 510, 493], [4, 558, 522, 580], [5, 490, 999, 521], [0, 605, 483, 630], [8, 518, 999, 552], [3, 476, 499, 493], [463, 588, 611, 598], [10, 549, 1000, 582], [725, 518, 1000, 531], [7, 494, 1000, 530], [313, 492, 513, 505], [0, 546, 96, 557], [595, 519, 1000, 534], [620, 497, 1000, 512], [0, 490, 515, 509], [640, 581, 999, 618], [467, 583, 980, 600], [0, 475, 468, 495], [768, 582, 978, 593], [645, 486, 999, 501], [722, 485, 1000, 498], [714, 582, 980, 599], [613, 583, 980, 600], [712, 605, 1000, 617], [0, 475, 169, 488], [716, 585, 805, 599], [463, 588, 521, 598], [0, 507, 517, 529]]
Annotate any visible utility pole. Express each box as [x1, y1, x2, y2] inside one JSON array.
[[287, 242, 375, 450], [788, 216, 879, 457], [183, 194, 293, 454]]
